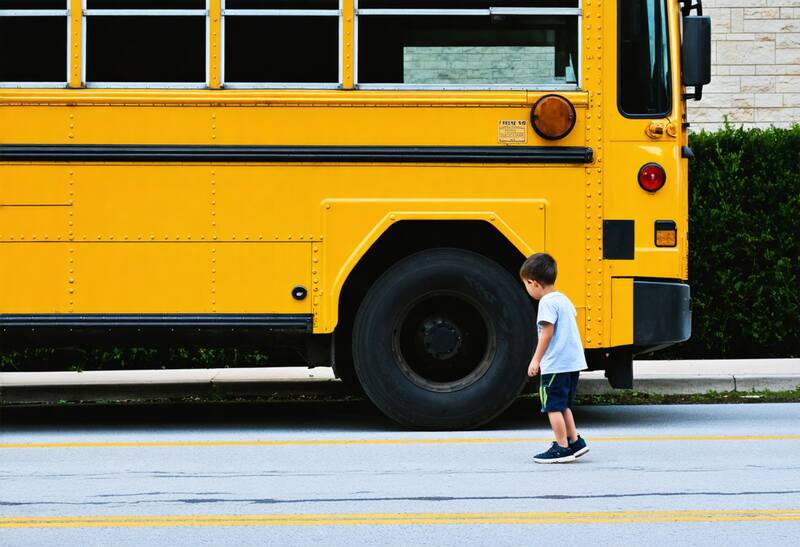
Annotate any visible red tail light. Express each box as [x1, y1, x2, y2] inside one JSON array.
[[638, 163, 666, 192]]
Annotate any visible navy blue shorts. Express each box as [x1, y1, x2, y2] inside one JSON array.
[[540, 371, 580, 413]]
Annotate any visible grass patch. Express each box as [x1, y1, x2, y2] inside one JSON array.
[[571, 388, 800, 405], [8, 387, 800, 408]]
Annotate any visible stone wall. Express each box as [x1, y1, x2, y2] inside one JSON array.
[[689, 1, 800, 130]]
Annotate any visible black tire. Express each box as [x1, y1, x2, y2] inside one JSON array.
[[352, 248, 535, 430]]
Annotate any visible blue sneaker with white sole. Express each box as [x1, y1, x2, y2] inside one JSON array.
[[569, 435, 589, 458], [533, 442, 575, 464]]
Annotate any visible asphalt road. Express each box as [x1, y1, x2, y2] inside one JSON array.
[[2, 400, 800, 546]]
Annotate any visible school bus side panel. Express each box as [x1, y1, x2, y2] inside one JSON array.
[[1, 98, 591, 330]]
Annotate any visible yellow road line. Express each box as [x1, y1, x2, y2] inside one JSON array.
[[2, 435, 800, 450], [3, 509, 800, 528]]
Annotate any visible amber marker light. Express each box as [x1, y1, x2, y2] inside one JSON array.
[[638, 163, 667, 192], [530, 94, 576, 140], [655, 220, 677, 247]]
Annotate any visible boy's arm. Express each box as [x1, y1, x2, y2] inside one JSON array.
[[528, 322, 554, 377]]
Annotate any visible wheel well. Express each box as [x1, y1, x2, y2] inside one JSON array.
[[338, 220, 527, 340]]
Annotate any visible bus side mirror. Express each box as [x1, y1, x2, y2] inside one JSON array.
[[682, 16, 711, 100]]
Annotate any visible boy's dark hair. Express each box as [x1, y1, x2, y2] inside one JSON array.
[[519, 253, 557, 285]]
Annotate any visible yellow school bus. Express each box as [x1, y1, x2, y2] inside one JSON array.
[[0, 1, 708, 428]]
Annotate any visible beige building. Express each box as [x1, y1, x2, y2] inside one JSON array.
[[689, 1, 800, 130]]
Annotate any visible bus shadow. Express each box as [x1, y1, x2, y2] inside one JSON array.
[[1, 396, 678, 434], [0, 399, 397, 433]]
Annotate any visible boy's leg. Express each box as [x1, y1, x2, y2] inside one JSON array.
[[563, 372, 589, 457], [547, 411, 569, 448], [563, 408, 578, 443], [565, 372, 580, 442], [535, 374, 576, 462]]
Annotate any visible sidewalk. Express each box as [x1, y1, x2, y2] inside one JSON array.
[[1, 359, 798, 404], [580, 359, 800, 394]]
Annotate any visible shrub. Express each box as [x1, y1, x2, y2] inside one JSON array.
[[665, 123, 799, 358]]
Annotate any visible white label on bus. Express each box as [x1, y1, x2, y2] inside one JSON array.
[[498, 120, 528, 144]]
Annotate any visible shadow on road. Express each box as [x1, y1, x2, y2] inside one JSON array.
[[0, 394, 681, 434]]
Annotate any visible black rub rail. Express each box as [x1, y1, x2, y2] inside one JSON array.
[[0, 314, 313, 331], [0, 145, 594, 164]]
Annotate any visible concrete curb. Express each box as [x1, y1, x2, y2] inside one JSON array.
[[578, 359, 800, 395], [578, 376, 800, 395], [0, 367, 349, 404], [1, 360, 798, 404]]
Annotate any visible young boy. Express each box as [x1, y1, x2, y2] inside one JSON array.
[[520, 253, 589, 464]]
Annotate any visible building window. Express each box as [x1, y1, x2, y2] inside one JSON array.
[[0, 1, 69, 87], [222, 0, 341, 88], [356, 1, 580, 89], [84, 0, 208, 88]]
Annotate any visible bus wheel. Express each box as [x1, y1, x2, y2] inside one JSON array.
[[352, 248, 535, 430]]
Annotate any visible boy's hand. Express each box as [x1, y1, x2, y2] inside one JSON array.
[[528, 322, 552, 378]]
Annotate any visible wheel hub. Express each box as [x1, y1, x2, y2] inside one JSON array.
[[421, 318, 463, 360], [393, 291, 494, 391]]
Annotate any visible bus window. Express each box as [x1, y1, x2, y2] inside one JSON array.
[[226, 0, 338, 7], [223, 0, 340, 87], [0, 1, 68, 86], [85, 1, 206, 86], [618, 0, 672, 117], [357, 1, 580, 89], [86, 0, 206, 7]]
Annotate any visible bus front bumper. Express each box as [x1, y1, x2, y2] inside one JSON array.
[[633, 281, 691, 352]]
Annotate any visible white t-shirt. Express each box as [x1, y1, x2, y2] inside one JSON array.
[[536, 291, 588, 374]]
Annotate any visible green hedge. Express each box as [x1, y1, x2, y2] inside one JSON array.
[[663, 123, 799, 359]]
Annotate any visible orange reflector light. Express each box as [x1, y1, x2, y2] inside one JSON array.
[[655, 220, 677, 247], [530, 95, 576, 140]]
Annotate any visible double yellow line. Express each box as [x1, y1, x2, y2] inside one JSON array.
[[3, 509, 800, 528], [2, 435, 800, 450]]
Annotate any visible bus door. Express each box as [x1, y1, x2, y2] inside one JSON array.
[[605, 0, 690, 350]]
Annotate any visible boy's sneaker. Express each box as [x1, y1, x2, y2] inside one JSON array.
[[569, 435, 589, 458], [533, 442, 575, 464]]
